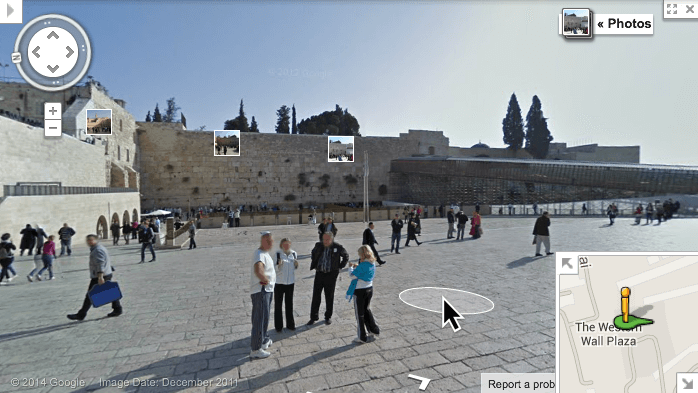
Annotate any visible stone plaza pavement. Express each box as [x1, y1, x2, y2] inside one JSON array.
[[1, 216, 696, 393]]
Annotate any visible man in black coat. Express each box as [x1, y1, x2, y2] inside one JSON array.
[[317, 218, 326, 242], [362, 222, 384, 265], [446, 208, 456, 239], [532, 212, 553, 257], [307, 232, 349, 326], [390, 214, 403, 254], [455, 210, 469, 240], [19, 224, 38, 256]]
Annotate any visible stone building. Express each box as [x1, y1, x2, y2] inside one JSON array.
[[328, 142, 353, 156], [0, 81, 140, 241]]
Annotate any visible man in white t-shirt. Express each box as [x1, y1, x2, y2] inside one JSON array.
[[250, 231, 276, 359]]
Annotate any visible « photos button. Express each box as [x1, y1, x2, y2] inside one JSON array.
[[562, 8, 592, 39]]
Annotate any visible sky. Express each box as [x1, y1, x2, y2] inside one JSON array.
[[1, 1, 697, 165], [87, 109, 111, 118], [330, 136, 354, 144], [215, 130, 239, 138]]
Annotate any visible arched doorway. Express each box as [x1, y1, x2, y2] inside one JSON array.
[[123, 210, 130, 226], [133, 209, 139, 223], [96, 216, 108, 239], [111, 212, 120, 226]]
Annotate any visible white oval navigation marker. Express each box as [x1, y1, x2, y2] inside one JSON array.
[[398, 287, 495, 315]]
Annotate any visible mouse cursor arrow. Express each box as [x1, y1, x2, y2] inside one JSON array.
[[442, 296, 464, 332]]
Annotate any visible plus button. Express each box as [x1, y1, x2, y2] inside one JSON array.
[[49, 107, 58, 116]]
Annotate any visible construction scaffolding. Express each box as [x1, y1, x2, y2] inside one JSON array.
[[388, 157, 698, 205]]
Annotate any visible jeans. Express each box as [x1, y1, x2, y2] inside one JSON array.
[[112, 235, 120, 245], [353, 287, 380, 342], [189, 237, 197, 249], [391, 233, 401, 252], [60, 239, 72, 256], [310, 270, 340, 321], [447, 223, 455, 238], [250, 291, 273, 351], [456, 225, 465, 239], [123, 234, 130, 244], [274, 283, 295, 331], [141, 242, 156, 261], [77, 274, 122, 317], [37, 254, 54, 279], [235, 218, 240, 227]]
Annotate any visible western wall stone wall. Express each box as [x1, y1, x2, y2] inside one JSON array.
[[135, 123, 439, 209]]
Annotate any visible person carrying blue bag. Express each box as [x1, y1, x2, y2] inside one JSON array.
[[346, 245, 381, 344], [67, 234, 122, 321]]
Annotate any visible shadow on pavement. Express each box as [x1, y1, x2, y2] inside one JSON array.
[[0, 321, 90, 343], [74, 337, 355, 392], [507, 257, 540, 269]]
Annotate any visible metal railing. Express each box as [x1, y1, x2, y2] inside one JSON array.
[[3, 185, 137, 197]]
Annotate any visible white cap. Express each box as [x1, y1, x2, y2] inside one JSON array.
[[260, 231, 272, 236]]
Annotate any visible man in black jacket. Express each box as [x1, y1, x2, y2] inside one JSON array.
[[455, 210, 469, 240], [317, 218, 326, 242], [390, 214, 403, 254], [307, 232, 349, 326], [446, 208, 456, 239], [532, 212, 553, 257], [362, 222, 384, 265]]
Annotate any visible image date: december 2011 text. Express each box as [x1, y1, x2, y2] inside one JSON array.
[[98, 377, 238, 389]]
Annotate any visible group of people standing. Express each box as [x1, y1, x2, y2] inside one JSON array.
[[446, 208, 482, 240], [0, 223, 76, 285], [249, 222, 383, 359]]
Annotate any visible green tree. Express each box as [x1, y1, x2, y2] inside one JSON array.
[[163, 97, 181, 123], [502, 93, 524, 150], [153, 104, 162, 122], [250, 116, 259, 133], [291, 104, 298, 134], [237, 99, 249, 132], [297, 104, 360, 136], [275, 105, 291, 134], [145, 111, 151, 122], [525, 95, 553, 159]]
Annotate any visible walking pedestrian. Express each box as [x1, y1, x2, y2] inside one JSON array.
[[446, 208, 456, 239], [138, 222, 156, 263], [405, 213, 422, 247], [532, 203, 538, 215], [470, 211, 482, 239], [188, 221, 197, 249], [362, 222, 385, 265], [346, 245, 380, 344], [67, 234, 122, 320], [607, 205, 616, 225], [27, 253, 43, 282], [57, 223, 76, 257], [274, 238, 297, 332], [19, 224, 38, 256], [234, 208, 241, 227], [390, 214, 403, 254], [646, 203, 654, 224], [655, 204, 664, 225], [582, 203, 588, 215], [122, 222, 131, 245], [250, 231, 276, 359], [35, 235, 57, 280], [324, 217, 338, 238], [110, 219, 121, 245], [35, 225, 49, 255], [307, 232, 349, 326], [131, 221, 139, 239], [455, 210, 469, 240], [532, 212, 553, 257], [0, 233, 17, 285]]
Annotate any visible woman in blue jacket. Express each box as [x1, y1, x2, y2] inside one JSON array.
[[346, 245, 380, 343]]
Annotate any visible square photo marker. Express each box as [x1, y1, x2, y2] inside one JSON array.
[[214, 130, 240, 156], [86, 109, 112, 135], [328, 136, 354, 162], [563, 8, 592, 39]]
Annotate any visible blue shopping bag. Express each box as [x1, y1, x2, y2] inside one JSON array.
[[88, 281, 123, 308]]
